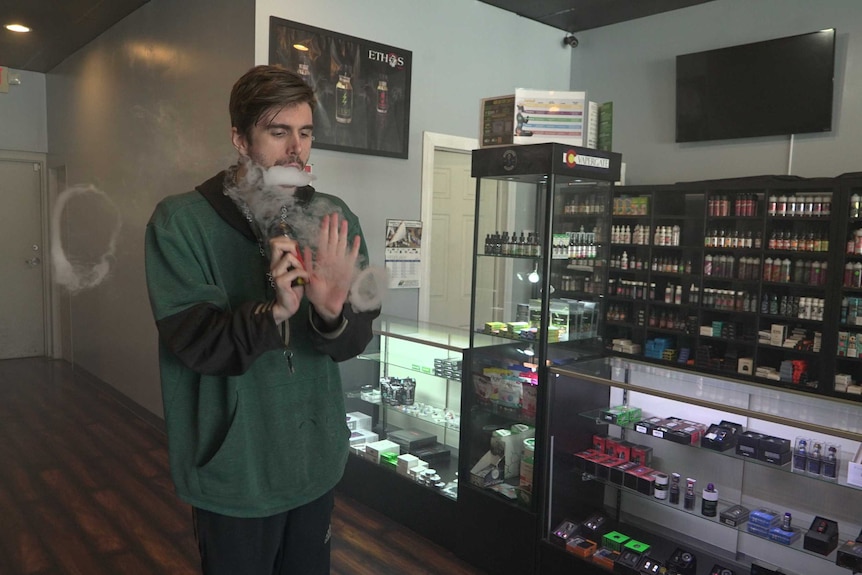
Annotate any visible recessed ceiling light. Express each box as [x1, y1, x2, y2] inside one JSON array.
[[293, 43, 309, 51], [6, 24, 31, 33]]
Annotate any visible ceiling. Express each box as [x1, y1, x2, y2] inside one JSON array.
[[0, 0, 151, 73], [477, 0, 715, 34], [1, 0, 714, 74]]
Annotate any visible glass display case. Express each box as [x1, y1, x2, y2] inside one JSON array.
[[541, 356, 862, 575], [342, 315, 467, 500], [457, 143, 622, 575]]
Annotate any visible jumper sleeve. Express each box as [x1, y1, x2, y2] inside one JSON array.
[[308, 304, 380, 362], [155, 301, 284, 376], [145, 197, 284, 376]]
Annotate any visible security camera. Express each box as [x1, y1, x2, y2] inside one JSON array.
[[563, 34, 579, 48]]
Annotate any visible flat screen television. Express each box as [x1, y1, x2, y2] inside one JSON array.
[[675, 29, 836, 143]]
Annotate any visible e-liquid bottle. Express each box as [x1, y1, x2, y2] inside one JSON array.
[[684, 477, 696, 510], [376, 74, 389, 114], [335, 67, 354, 124], [807, 442, 822, 475], [781, 512, 792, 532], [822, 445, 839, 479], [701, 483, 718, 517], [669, 472, 681, 504], [654, 473, 669, 500], [792, 438, 807, 473]]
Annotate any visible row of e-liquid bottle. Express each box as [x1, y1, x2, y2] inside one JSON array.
[[484, 231, 540, 256], [611, 225, 681, 246], [708, 194, 759, 217], [767, 194, 832, 217], [654, 474, 719, 517], [691, 286, 758, 312], [563, 196, 605, 215], [761, 294, 825, 320], [843, 262, 862, 288], [768, 229, 829, 252], [792, 438, 839, 480], [763, 258, 828, 285], [704, 228, 762, 249], [559, 273, 602, 294], [840, 297, 862, 324], [704, 254, 763, 279]]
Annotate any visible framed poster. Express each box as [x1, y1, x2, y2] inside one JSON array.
[[269, 17, 412, 159]]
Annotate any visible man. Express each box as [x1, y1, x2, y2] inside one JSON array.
[[145, 65, 379, 574]]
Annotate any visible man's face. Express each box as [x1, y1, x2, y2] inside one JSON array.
[[232, 102, 313, 172]]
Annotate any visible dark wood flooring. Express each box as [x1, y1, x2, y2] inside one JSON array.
[[0, 357, 485, 575]]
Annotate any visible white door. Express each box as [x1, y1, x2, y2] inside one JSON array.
[[0, 159, 45, 358], [428, 148, 475, 329]]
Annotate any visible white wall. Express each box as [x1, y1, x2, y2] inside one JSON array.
[[255, 0, 571, 318], [0, 69, 47, 153], [569, 0, 862, 184]]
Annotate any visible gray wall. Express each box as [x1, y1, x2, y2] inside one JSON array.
[[0, 70, 47, 153], [569, 0, 862, 184], [45, 0, 255, 415]]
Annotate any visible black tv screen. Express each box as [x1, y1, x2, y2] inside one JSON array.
[[676, 29, 835, 143]]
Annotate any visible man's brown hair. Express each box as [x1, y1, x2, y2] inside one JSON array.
[[229, 65, 316, 139]]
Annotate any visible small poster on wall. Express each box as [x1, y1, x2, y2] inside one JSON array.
[[269, 17, 412, 159], [385, 219, 422, 289]]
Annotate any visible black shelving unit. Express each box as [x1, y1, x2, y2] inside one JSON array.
[[604, 176, 862, 404]]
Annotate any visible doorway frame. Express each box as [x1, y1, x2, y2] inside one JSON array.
[[0, 150, 53, 358], [418, 131, 477, 323]]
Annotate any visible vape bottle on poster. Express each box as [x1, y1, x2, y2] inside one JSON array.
[[376, 73, 389, 114], [335, 66, 354, 124], [297, 51, 314, 89]]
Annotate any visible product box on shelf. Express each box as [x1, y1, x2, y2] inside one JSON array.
[[768, 525, 800, 545], [759, 436, 791, 465], [348, 428, 379, 447], [411, 443, 451, 464], [565, 535, 598, 558], [614, 548, 644, 575], [602, 530, 630, 552], [736, 431, 767, 459], [604, 458, 635, 483], [803, 516, 839, 555], [469, 451, 503, 487], [550, 518, 579, 547], [701, 420, 744, 451], [601, 405, 643, 426], [490, 425, 535, 479], [836, 529, 862, 572], [630, 444, 653, 466], [363, 439, 400, 464], [637, 556, 665, 574], [664, 419, 707, 445], [592, 547, 620, 570], [346, 411, 372, 431], [719, 504, 750, 527], [633, 416, 665, 435], [386, 428, 437, 452], [623, 465, 656, 495], [608, 461, 638, 485]]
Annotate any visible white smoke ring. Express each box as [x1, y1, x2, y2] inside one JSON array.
[[51, 184, 122, 293]]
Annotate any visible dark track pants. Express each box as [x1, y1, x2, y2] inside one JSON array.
[[193, 490, 334, 575]]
